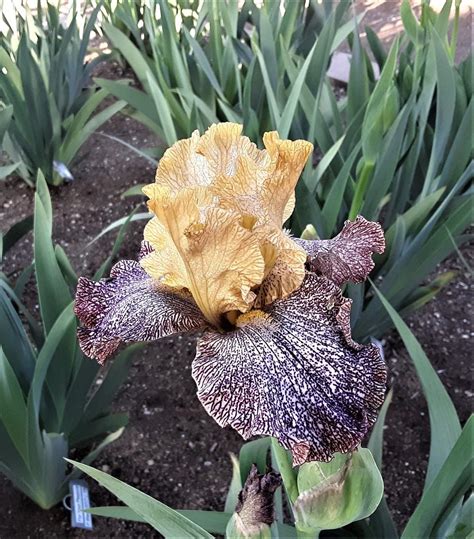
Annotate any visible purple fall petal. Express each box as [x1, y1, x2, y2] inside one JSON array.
[[295, 216, 385, 286], [192, 273, 387, 465], [75, 259, 206, 363]]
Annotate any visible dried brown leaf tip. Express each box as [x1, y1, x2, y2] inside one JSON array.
[[75, 123, 387, 465]]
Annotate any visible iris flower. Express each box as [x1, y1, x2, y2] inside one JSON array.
[[75, 123, 387, 465]]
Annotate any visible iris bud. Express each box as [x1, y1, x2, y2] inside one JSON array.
[[226, 465, 281, 538], [294, 449, 383, 534]]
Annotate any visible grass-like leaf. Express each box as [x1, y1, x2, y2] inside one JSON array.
[[372, 283, 461, 488], [402, 416, 473, 538], [68, 460, 214, 538]]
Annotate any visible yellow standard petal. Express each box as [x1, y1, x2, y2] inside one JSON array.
[[197, 123, 269, 177], [262, 131, 313, 225], [212, 131, 312, 228], [142, 187, 265, 328], [154, 130, 212, 192], [142, 123, 313, 327], [141, 217, 188, 289], [154, 123, 269, 194], [254, 227, 307, 307], [211, 152, 270, 223]]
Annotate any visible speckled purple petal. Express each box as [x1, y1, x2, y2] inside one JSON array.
[[75, 259, 206, 363], [295, 216, 385, 286], [192, 273, 386, 465], [138, 240, 154, 260]]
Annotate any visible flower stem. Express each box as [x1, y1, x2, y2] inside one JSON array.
[[271, 438, 299, 504], [349, 161, 375, 220], [296, 527, 320, 539]]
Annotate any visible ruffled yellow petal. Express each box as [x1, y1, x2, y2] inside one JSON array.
[[154, 123, 270, 194], [211, 153, 269, 222], [142, 188, 265, 327], [142, 124, 312, 327], [262, 132, 313, 225], [211, 131, 312, 227], [282, 192, 296, 224], [141, 217, 188, 289], [254, 227, 307, 307], [197, 123, 269, 177], [154, 130, 211, 192]]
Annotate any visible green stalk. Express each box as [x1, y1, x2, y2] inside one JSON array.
[[271, 438, 299, 504], [296, 527, 320, 539], [349, 161, 375, 220], [449, 0, 461, 60]]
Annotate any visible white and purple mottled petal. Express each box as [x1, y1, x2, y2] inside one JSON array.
[[138, 240, 154, 260], [75, 259, 206, 363], [295, 216, 385, 286], [192, 273, 386, 465]]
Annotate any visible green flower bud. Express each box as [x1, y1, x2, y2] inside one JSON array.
[[300, 224, 319, 240], [293, 449, 383, 534]]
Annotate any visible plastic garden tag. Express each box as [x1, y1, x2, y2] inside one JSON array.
[[53, 160, 74, 182], [69, 480, 93, 530]]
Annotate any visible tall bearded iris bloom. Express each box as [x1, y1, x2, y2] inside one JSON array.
[[75, 123, 387, 465]]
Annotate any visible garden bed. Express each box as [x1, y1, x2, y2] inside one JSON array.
[[0, 93, 472, 537]]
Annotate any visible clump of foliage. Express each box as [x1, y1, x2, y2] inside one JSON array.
[[0, 2, 124, 185], [96, 0, 355, 146], [301, 0, 473, 341], [0, 174, 137, 508]]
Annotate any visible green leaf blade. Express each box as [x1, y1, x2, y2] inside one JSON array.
[[68, 460, 214, 538], [372, 283, 461, 488]]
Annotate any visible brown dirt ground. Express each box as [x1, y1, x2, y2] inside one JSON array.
[[0, 4, 472, 535]]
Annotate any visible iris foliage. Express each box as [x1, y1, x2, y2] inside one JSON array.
[[0, 2, 124, 185], [0, 174, 138, 508]]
